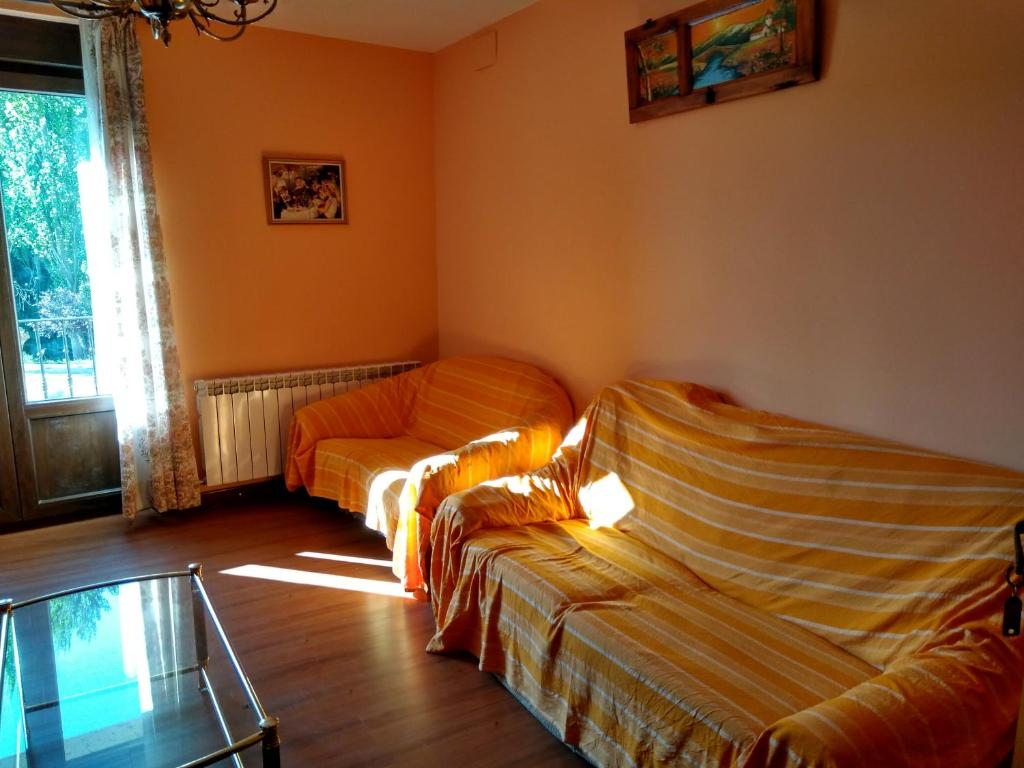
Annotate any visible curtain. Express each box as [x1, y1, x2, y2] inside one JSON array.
[[80, 17, 201, 520]]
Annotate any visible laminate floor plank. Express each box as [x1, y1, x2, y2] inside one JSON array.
[[0, 497, 585, 767]]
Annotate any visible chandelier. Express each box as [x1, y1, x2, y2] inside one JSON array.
[[48, 0, 278, 45]]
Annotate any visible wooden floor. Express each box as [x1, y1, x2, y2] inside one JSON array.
[[0, 496, 586, 767]]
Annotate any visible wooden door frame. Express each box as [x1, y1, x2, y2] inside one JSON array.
[[0, 71, 121, 523], [0, 209, 22, 523], [0, 185, 121, 522], [27, 395, 121, 519], [0, 194, 47, 520]]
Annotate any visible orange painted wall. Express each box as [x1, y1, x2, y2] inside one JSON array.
[[434, 0, 1024, 470], [138, 24, 437, 454]]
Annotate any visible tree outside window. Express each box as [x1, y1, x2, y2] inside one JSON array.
[[0, 90, 100, 401]]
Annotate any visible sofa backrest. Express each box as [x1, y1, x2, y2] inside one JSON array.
[[574, 379, 1024, 667], [406, 356, 572, 451]]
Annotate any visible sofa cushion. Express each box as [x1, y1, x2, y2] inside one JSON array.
[[312, 436, 444, 547], [406, 357, 569, 450], [441, 518, 877, 767], [579, 380, 1024, 667]]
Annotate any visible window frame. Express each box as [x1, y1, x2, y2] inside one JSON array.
[[0, 14, 83, 95]]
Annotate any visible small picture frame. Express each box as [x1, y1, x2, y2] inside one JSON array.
[[263, 154, 347, 224], [634, 22, 682, 107], [625, 0, 818, 124]]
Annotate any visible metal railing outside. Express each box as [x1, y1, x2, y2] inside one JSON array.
[[17, 315, 102, 401]]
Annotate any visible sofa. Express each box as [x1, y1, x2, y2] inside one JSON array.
[[428, 379, 1024, 767], [285, 356, 573, 594]]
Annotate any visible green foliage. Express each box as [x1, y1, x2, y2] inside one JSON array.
[[48, 588, 115, 653], [650, 83, 682, 99], [639, 53, 678, 74], [773, 0, 797, 30], [754, 48, 786, 73], [1, 589, 115, 703], [2, 634, 14, 699], [38, 286, 92, 334], [637, 41, 678, 75], [0, 92, 92, 325]]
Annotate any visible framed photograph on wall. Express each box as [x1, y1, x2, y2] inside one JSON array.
[[263, 155, 347, 224], [625, 0, 818, 123]]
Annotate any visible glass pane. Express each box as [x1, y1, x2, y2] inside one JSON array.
[[3, 577, 263, 767], [1, 621, 29, 768], [0, 89, 105, 402]]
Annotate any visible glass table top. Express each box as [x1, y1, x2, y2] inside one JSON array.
[[1, 568, 277, 768]]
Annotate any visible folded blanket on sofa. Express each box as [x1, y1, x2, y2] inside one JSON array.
[[428, 380, 1024, 767]]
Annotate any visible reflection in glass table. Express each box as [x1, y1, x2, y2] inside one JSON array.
[[0, 565, 280, 768]]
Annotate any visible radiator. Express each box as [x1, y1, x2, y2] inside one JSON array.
[[194, 361, 419, 488]]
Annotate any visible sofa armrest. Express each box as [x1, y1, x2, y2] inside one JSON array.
[[418, 417, 569, 519], [748, 624, 1024, 767], [426, 444, 582, 617], [390, 416, 571, 594], [284, 367, 424, 491]]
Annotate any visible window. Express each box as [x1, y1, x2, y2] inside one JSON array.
[[0, 15, 104, 401]]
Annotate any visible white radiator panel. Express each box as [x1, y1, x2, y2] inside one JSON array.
[[216, 392, 237, 485], [195, 361, 419, 489], [198, 394, 221, 485], [275, 387, 292, 477], [247, 389, 268, 480], [263, 388, 281, 477], [233, 391, 253, 483]]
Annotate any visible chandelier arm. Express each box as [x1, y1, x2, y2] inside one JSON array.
[[191, 0, 278, 27], [188, 8, 247, 41], [47, 0, 274, 41]]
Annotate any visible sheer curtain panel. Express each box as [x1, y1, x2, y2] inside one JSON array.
[[80, 17, 201, 519]]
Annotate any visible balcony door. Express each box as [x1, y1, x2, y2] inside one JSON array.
[[0, 15, 120, 524]]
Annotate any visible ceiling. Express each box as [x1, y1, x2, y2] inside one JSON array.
[[261, 0, 538, 53]]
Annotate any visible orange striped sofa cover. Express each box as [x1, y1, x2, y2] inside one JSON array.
[[285, 356, 573, 594], [428, 380, 1024, 767]]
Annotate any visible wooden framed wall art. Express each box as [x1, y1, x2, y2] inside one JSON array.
[[263, 154, 348, 224], [625, 0, 818, 123]]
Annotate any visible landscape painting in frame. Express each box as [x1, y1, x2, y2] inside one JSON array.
[[635, 27, 681, 105], [690, 0, 797, 90], [264, 156, 347, 224]]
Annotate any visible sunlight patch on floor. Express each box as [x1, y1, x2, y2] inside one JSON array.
[[297, 551, 392, 568], [220, 564, 414, 599]]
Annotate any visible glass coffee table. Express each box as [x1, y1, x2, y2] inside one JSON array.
[[0, 564, 280, 768]]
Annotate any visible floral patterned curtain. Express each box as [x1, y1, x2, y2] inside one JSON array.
[[80, 18, 201, 519]]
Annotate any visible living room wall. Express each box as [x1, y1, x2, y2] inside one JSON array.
[[138, 25, 438, 445], [434, 0, 1024, 470]]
